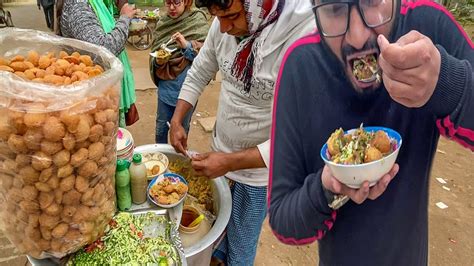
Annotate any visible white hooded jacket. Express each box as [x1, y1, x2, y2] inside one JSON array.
[[178, 0, 316, 186]]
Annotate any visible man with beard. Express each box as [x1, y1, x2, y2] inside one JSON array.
[[168, 0, 315, 264], [268, 0, 473, 265]]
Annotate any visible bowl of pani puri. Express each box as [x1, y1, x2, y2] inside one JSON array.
[[320, 125, 402, 188], [148, 173, 188, 208]]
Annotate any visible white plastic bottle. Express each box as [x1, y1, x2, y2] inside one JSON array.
[[129, 153, 148, 204]]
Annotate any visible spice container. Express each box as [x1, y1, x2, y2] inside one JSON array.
[[179, 205, 211, 248]]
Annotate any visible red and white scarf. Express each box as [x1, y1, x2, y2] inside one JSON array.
[[231, 0, 285, 92]]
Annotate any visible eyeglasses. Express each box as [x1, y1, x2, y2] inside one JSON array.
[[312, 0, 394, 37], [165, 0, 184, 6]]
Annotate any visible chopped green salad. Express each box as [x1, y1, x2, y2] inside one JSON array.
[[70, 212, 179, 266], [327, 124, 394, 165]]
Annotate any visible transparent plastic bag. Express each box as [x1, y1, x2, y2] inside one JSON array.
[[0, 28, 123, 259]]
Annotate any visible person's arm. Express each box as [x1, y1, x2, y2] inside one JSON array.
[[172, 20, 219, 121], [170, 99, 194, 130], [190, 146, 266, 178], [170, 20, 219, 154], [172, 32, 204, 62], [378, 3, 473, 151], [66, 2, 132, 56], [425, 7, 474, 150], [176, 19, 220, 108], [181, 41, 203, 62], [268, 42, 336, 245]]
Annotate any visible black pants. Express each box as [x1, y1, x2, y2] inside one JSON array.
[[42, 5, 54, 30]]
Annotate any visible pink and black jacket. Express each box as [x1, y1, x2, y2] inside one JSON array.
[[268, 1, 473, 265]]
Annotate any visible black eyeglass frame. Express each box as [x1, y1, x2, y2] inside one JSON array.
[[165, 0, 184, 6], [312, 0, 395, 38]]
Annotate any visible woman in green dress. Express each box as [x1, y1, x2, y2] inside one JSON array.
[[59, 0, 138, 127]]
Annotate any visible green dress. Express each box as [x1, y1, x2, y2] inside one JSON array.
[[89, 0, 136, 127]]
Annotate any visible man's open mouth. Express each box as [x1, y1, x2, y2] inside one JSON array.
[[347, 52, 380, 83]]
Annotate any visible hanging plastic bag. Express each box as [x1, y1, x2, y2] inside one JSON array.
[[0, 28, 123, 259]]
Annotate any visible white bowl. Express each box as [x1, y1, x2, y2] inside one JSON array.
[[147, 173, 188, 208], [116, 127, 134, 152], [320, 126, 402, 189], [140, 151, 169, 180]]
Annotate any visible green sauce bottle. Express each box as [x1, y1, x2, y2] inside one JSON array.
[[116, 159, 132, 211]]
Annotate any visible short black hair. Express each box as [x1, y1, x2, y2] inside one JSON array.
[[195, 0, 233, 10]]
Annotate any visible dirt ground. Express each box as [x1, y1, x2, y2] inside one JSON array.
[[1, 3, 473, 265]]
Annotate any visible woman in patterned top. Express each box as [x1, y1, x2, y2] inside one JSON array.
[[59, 0, 139, 127]]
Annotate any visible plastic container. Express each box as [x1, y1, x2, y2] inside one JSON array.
[[129, 154, 148, 204], [180, 205, 201, 232], [0, 28, 122, 259], [179, 205, 211, 248], [116, 159, 132, 211]]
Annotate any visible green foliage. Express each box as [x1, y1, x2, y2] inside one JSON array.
[[443, 0, 474, 26]]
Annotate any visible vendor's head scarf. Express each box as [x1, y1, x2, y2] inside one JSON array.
[[232, 0, 285, 92]]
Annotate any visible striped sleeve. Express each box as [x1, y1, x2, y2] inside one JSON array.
[[407, 1, 474, 150], [63, 1, 130, 56], [434, 46, 474, 150]]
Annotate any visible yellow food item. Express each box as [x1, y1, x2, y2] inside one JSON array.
[[27, 51, 40, 66], [3, 51, 104, 85], [326, 126, 394, 165], [169, 160, 214, 214], [371, 130, 391, 154], [156, 49, 171, 59], [0, 65, 14, 72], [150, 179, 188, 205], [151, 165, 160, 175]]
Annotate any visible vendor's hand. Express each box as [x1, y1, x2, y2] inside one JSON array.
[[120, 3, 137, 19], [172, 32, 188, 49], [322, 164, 399, 204], [191, 152, 231, 179], [378, 31, 441, 108], [169, 121, 188, 155]]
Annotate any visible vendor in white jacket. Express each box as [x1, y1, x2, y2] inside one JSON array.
[[169, 0, 315, 264]]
